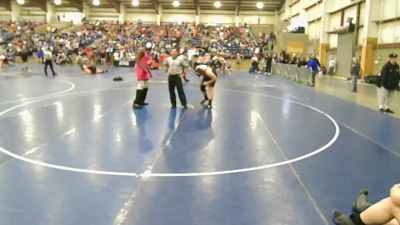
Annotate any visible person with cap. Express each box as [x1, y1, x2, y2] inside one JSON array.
[[43, 47, 57, 77], [195, 64, 217, 109], [165, 48, 188, 109], [132, 43, 152, 109], [377, 53, 399, 113]]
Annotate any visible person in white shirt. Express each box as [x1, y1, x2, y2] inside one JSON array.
[[250, 56, 260, 74], [187, 47, 196, 68], [43, 47, 57, 77], [164, 49, 189, 108], [329, 57, 336, 76], [236, 53, 243, 65], [219, 56, 231, 76], [0, 46, 5, 68]]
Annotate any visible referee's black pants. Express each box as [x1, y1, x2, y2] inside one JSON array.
[[44, 59, 56, 76], [168, 75, 187, 107]]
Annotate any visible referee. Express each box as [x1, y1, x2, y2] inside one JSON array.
[[43, 47, 57, 77], [165, 49, 188, 108]]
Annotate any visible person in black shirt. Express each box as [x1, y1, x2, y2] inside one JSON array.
[[377, 53, 400, 113], [264, 53, 272, 75], [249, 56, 260, 74], [19, 45, 30, 71], [290, 54, 298, 65], [297, 57, 308, 67], [210, 55, 221, 75], [351, 57, 360, 93]]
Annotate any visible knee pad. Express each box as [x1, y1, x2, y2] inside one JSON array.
[[200, 85, 206, 92]]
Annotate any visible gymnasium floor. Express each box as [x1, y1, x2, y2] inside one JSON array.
[[0, 64, 399, 225]]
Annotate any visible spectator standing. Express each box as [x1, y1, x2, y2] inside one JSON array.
[[37, 47, 44, 63], [297, 57, 308, 67], [290, 54, 298, 65], [6, 45, 16, 66], [307, 55, 321, 87], [99, 47, 106, 65], [106, 44, 114, 65], [249, 56, 260, 74], [19, 45, 30, 71], [350, 57, 360, 93], [377, 53, 399, 113], [236, 52, 242, 64], [264, 53, 272, 76], [329, 56, 336, 76], [187, 46, 196, 68], [0, 46, 5, 68]]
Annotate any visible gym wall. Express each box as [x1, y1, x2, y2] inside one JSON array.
[[281, 0, 399, 75], [336, 32, 356, 77], [55, 11, 83, 24], [196, 13, 235, 25], [161, 13, 196, 24], [0, 14, 11, 21], [19, 6, 46, 22]]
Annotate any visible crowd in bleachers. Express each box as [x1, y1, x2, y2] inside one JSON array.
[[186, 25, 255, 59], [0, 21, 42, 66], [87, 22, 263, 68], [0, 20, 111, 68], [0, 20, 324, 78]]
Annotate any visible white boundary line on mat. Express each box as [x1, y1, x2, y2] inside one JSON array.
[[0, 80, 76, 105], [0, 87, 340, 177]]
